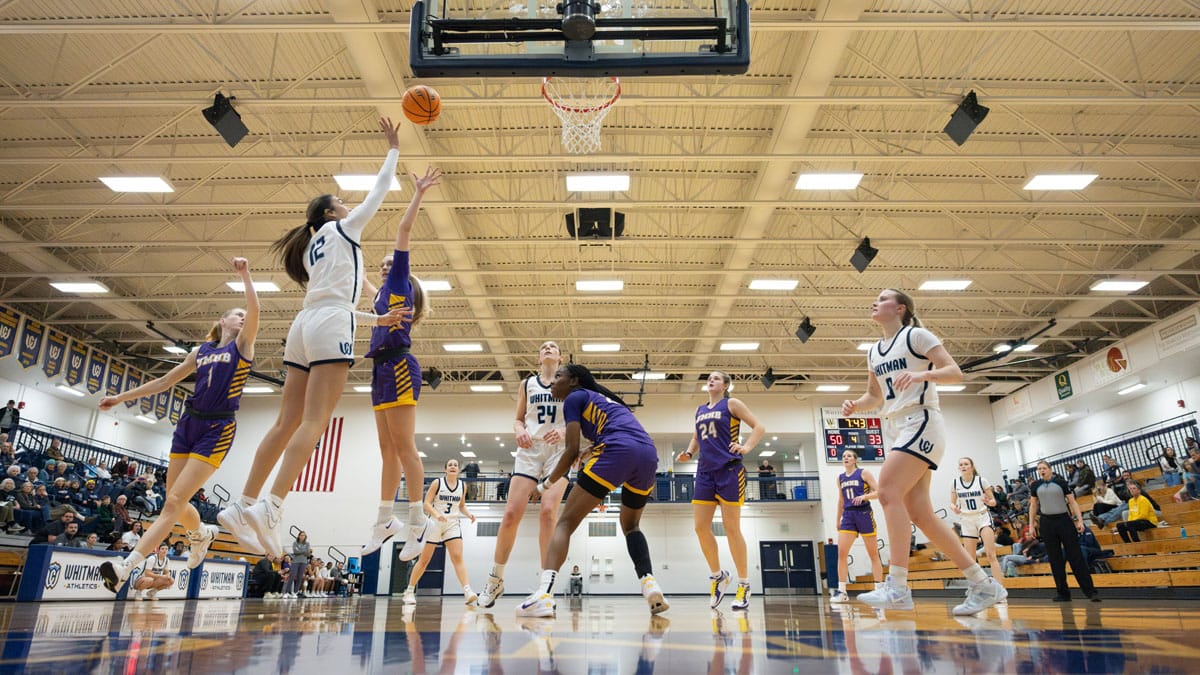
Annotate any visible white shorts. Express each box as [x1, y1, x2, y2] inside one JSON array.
[[883, 407, 946, 470], [512, 439, 566, 482], [959, 511, 994, 539], [283, 305, 357, 370], [420, 517, 462, 546]]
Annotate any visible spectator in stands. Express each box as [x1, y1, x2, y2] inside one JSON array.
[[49, 478, 72, 512], [112, 494, 133, 534], [92, 495, 114, 538], [32, 510, 76, 545], [462, 460, 481, 501], [1011, 515, 1033, 554], [14, 481, 43, 532], [82, 532, 100, 550], [1090, 479, 1122, 522], [0, 400, 19, 437], [1101, 455, 1124, 487], [120, 520, 143, 551], [1000, 537, 1047, 577], [496, 471, 510, 501], [67, 479, 92, 517], [1113, 470, 1134, 501], [1072, 460, 1096, 497], [0, 441, 15, 467], [79, 480, 101, 513], [54, 521, 84, 547], [994, 522, 1014, 547], [1115, 482, 1159, 543], [112, 456, 129, 479], [758, 458, 777, 500], [1078, 527, 1108, 572], [0, 478, 21, 533], [126, 461, 140, 479], [54, 460, 79, 485], [33, 484, 52, 522], [5, 465, 19, 483], [23, 466, 40, 487], [1028, 460, 1100, 602], [1175, 458, 1200, 503], [1159, 446, 1183, 488], [136, 476, 162, 514], [252, 554, 281, 598], [172, 540, 187, 558], [45, 439, 66, 463], [329, 561, 345, 596]]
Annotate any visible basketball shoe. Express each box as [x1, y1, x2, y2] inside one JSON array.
[[708, 569, 731, 609], [730, 582, 751, 611], [243, 498, 285, 558], [641, 575, 669, 615], [830, 590, 850, 604], [361, 516, 402, 557], [99, 559, 133, 594], [478, 574, 505, 609], [952, 577, 1004, 616], [857, 575, 913, 610], [516, 592, 556, 618], [186, 524, 219, 570], [217, 502, 265, 555]]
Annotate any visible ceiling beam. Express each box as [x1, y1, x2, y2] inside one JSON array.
[[4, 200, 1196, 211]]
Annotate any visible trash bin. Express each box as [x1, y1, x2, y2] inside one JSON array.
[[792, 484, 808, 501]]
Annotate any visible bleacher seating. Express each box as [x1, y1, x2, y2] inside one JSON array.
[[848, 483, 1200, 593]]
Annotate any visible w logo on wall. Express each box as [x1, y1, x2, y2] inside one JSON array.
[[292, 417, 343, 493]]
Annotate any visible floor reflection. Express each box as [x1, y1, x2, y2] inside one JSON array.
[[0, 595, 1197, 673]]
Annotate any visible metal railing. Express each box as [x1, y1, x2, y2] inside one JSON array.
[[13, 418, 168, 473], [393, 472, 822, 503], [327, 546, 347, 565], [1017, 412, 1199, 481]]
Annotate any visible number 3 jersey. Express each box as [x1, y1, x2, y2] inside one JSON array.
[[694, 398, 742, 471], [867, 325, 943, 417]]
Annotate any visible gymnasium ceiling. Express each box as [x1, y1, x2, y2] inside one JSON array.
[[0, 0, 1198, 402]]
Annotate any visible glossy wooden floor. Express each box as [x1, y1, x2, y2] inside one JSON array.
[[2, 593, 1199, 673]]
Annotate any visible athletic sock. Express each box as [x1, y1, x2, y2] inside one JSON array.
[[491, 563, 506, 579], [125, 551, 146, 568], [377, 501, 393, 524], [267, 494, 284, 509], [838, 582, 847, 593], [890, 566, 908, 586], [537, 569, 557, 595], [407, 502, 423, 525], [625, 529, 653, 579], [964, 563, 988, 585], [739, 578, 749, 586], [239, 495, 255, 508], [709, 571, 723, 580]]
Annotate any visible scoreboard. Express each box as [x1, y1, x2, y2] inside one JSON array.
[[820, 407, 885, 462]]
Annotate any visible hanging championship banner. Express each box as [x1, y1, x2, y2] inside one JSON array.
[[65, 342, 88, 388], [124, 370, 142, 408], [0, 306, 19, 360], [155, 390, 170, 420], [42, 329, 69, 379], [86, 351, 107, 394], [106, 360, 126, 397], [17, 318, 45, 369], [169, 388, 186, 424], [140, 376, 155, 415]]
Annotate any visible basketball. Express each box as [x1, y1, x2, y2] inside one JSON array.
[[402, 85, 441, 125]]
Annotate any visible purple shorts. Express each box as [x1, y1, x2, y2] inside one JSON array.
[[580, 439, 658, 499], [170, 413, 236, 468], [372, 353, 421, 410], [693, 463, 746, 506], [839, 508, 877, 536]]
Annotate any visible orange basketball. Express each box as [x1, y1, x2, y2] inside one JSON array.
[[402, 85, 441, 125]]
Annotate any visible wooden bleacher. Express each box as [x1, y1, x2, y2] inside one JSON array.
[[847, 482, 1200, 593]]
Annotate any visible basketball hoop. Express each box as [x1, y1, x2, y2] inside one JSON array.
[[542, 76, 621, 155]]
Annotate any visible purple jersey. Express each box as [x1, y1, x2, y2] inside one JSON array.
[[189, 340, 251, 413], [562, 389, 652, 447], [695, 398, 742, 472], [839, 468, 868, 510], [365, 249, 414, 357]]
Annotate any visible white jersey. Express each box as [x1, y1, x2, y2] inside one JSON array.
[[433, 477, 464, 517], [868, 325, 943, 417], [302, 148, 399, 310], [148, 554, 169, 576], [954, 475, 991, 515], [523, 374, 565, 441]]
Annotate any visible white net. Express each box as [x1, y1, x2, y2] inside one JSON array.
[[542, 76, 621, 155]]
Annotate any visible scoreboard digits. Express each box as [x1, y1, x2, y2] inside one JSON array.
[[821, 407, 885, 462]]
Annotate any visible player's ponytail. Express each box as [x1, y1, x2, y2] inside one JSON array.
[[272, 195, 334, 287], [565, 363, 630, 409], [205, 307, 242, 343], [886, 288, 922, 327], [410, 274, 429, 325]]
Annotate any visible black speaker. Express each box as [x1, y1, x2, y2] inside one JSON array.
[[566, 208, 625, 238], [426, 367, 443, 390], [943, 91, 989, 146], [850, 237, 878, 273], [795, 317, 816, 344], [202, 93, 249, 148], [760, 368, 776, 390]]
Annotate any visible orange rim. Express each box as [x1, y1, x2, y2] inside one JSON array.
[[542, 76, 622, 114]]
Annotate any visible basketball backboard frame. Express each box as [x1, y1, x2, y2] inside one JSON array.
[[408, 0, 750, 77]]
